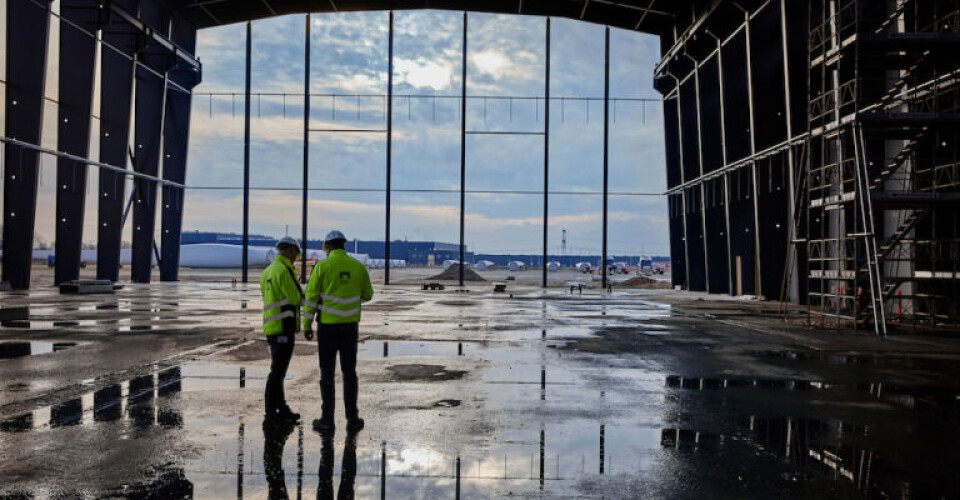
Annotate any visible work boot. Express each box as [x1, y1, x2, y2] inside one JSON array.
[[313, 417, 335, 433], [278, 405, 300, 422], [346, 417, 364, 432]]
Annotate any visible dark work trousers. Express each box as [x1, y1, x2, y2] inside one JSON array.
[[266, 334, 296, 415], [317, 322, 360, 421]]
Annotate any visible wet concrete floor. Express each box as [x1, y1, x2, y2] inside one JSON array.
[[2, 284, 960, 498]]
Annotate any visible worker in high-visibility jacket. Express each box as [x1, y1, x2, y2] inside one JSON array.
[[303, 230, 374, 433], [260, 236, 305, 425]]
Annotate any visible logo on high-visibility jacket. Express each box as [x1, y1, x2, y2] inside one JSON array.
[[339, 271, 351, 283]]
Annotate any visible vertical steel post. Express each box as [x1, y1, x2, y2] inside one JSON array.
[[55, 2, 99, 285], [780, 0, 799, 303], [242, 21, 252, 283], [459, 12, 468, 287], [743, 12, 763, 297], [602, 27, 610, 290], [302, 14, 311, 282], [714, 34, 735, 295], [693, 64, 711, 292], [97, 22, 137, 282], [542, 18, 551, 288], [385, 11, 394, 285], [2, 0, 51, 289]]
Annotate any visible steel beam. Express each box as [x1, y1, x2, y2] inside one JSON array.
[[779, 0, 799, 302], [385, 11, 394, 286], [130, 58, 170, 283], [97, 24, 138, 282], [714, 34, 735, 295], [542, 17, 551, 289], [159, 86, 193, 282], [693, 62, 711, 293], [103, 0, 201, 72], [459, 12, 468, 288], [302, 14, 311, 282], [602, 26, 610, 290], [54, 1, 99, 285], [242, 21, 252, 283], [674, 76, 691, 290], [2, 0, 51, 290], [743, 12, 763, 298], [159, 22, 199, 283]]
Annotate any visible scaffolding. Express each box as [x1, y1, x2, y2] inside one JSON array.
[[800, 0, 960, 334]]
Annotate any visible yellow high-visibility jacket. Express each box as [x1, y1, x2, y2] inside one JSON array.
[[260, 254, 303, 336], [303, 249, 373, 327]]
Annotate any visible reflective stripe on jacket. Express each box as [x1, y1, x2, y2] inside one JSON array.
[[260, 254, 303, 336], [303, 249, 374, 326]]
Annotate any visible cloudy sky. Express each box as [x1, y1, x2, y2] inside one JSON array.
[[6, 6, 667, 257], [185, 10, 667, 256]]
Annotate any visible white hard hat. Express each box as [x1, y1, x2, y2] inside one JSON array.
[[324, 230, 346, 243], [276, 236, 301, 251]]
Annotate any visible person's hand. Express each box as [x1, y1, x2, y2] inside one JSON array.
[[304, 329, 314, 341]]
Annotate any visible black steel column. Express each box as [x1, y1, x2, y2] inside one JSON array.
[[385, 11, 394, 285], [242, 21, 252, 283], [459, 12, 468, 287], [54, 1, 99, 285], [302, 14, 311, 282], [97, 22, 137, 282], [601, 27, 610, 290], [542, 18, 551, 289], [2, 0, 51, 289], [159, 25, 199, 282], [131, 65, 168, 283]]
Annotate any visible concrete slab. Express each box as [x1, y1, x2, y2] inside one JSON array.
[[2, 282, 959, 497]]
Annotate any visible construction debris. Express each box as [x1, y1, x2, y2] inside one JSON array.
[[610, 276, 671, 289], [426, 264, 486, 282]]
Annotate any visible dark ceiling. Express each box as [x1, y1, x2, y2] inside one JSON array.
[[176, 0, 680, 36]]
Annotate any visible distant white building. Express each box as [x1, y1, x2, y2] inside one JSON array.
[[475, 260, 496, 271]]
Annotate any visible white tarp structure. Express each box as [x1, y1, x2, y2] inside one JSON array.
[[32, 249, 159, 266], [547, 261, 561, 272], [475, 260, 496, 271], [575, 262, 592, 273], [508, 261, 526, 272], [367, 259, 407, 269], [180, 244, 275, 269], [442, 260, 461, 270]]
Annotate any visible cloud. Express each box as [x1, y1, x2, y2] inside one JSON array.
[[394, 58, 454, 90]]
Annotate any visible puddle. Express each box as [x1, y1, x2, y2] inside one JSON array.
[[386, 364, 467, 381], [0, 341, 76, 360], [666, 375, 830, 391], [0, 363, 289, 433], [118, 325, 160, 333], [359, 341, 467, 359]]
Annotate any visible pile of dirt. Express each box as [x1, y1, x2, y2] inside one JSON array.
[[611, 275, 671, 289], [426, 264, 486, 282]]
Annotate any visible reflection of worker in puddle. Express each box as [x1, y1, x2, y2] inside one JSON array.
[[317, 429, 359, 500], [263, 420, 297, 499]]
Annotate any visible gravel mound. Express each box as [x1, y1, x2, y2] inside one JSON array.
[[611, 275, 671, 289], [426, 264, 487, 282]]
